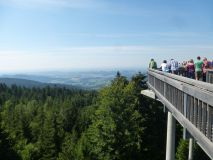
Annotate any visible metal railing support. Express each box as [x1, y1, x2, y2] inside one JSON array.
[[188, 138, 194, 160], [166, 111, 176, 160]]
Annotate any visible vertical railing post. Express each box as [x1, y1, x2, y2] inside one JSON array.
[[148, 72, 150, 84], [183, 93, 188, 139], [190, 97, 194, 123], [198, 101, 202, 131], [202, 103, 207, 135], [211, 71, 213, 83], [184, 93, 187, 117], [206, 70, 209, 83], [207, 105, 212, 140], [163, 82, 167, 113], [183, 93, 194, 160], [194, 98, 198, 127], [206, 69, 213, 83], [154, 76, 156, 88]]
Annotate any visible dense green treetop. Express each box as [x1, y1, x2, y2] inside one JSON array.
[[0, 72, 205, 160]]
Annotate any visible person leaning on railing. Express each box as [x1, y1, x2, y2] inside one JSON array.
[[202, 57, 211, 82], [170, 58, 179, 74], [160, 60, 169, 72], [186, 59, 195, 79], [178, 61, 188, 77], [177, 62, 184, 76]]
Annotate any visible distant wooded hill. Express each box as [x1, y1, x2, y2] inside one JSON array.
[[0, 78, 80, 89], [0, 69, 146, 89]]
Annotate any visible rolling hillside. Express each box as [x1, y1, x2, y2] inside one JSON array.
[[0, 78, 79, 89]]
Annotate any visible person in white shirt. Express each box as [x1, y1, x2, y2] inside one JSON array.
[[161, 60, 169, 72]]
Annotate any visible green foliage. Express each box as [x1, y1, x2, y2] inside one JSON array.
[[38, 113, 57, 160], [176, 139, 211, 160], [0, 124, 21, 160], [0, 85, 96, 160], [74, 72, 147, 160], [21, 143, 39, 160], [176, 139, 189, 160], [82, 105, 117, 160], [57, 132, 78, 160], [0, 72, 197, 160]]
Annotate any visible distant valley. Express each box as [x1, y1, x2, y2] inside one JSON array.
[[0, 69, 146, 89]]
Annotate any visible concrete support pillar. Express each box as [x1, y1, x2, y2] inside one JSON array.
[[166, 111, 176, 160], [188, 138, 194, 160]]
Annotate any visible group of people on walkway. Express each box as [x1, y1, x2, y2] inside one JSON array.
[[149, 57, 213, 82]]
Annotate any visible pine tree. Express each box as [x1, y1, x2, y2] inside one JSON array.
[[0, 124, 21, 160], [38, 113, 57, 160]]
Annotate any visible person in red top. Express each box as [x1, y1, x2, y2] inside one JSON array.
[[186, 59, 195, 79], [202, 57, 210, 82]]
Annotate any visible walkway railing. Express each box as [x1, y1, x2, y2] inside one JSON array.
[[147, 69, 213, 159], [207, 69, 213, 83]]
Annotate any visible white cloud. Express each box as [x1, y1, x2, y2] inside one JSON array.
[[0, 45, 212, 73]]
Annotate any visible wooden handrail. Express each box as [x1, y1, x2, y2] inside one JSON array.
[[148, 69, 213, 92], [206, 69, 213, 83]]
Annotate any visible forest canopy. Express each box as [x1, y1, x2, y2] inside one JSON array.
[[1, 72, 202, 160]]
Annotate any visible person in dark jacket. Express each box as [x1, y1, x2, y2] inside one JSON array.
[[149, 58, 157, 69]]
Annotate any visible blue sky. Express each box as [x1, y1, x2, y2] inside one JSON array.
[[0, 0, 212, 72]]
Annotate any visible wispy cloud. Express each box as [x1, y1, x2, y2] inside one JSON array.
[[59, 32, 213, 40], [1, 45, 213, 55], [0, 0, 160, 17], [54, 45, 213, 55], [0, 0, 104, 9]]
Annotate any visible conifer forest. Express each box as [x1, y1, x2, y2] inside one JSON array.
[[0, 73, 208, 160]]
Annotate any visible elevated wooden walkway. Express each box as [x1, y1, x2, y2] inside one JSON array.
[[146, 69, 213, 160]]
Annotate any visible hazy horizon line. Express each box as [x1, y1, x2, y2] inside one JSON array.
[[0, 67, 147, 75]]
